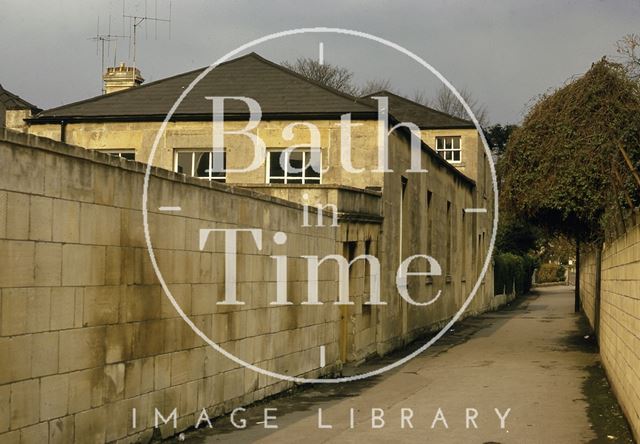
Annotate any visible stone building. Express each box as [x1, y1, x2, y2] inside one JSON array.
[[0, 53, 497, 441], [15, 52, 494, 359]]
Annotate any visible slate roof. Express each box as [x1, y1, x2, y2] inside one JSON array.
[[362, 90, 475, 129], [0, 84, 40, 112], [30, 53, 377, 123]]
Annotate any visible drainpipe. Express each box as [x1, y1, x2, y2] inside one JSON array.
[[60, 120, 67, 143]]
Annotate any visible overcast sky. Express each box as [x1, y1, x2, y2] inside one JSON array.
[[1, 0, 638, 124]]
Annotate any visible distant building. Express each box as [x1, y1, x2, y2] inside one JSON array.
[[0, 83, 40, 130]]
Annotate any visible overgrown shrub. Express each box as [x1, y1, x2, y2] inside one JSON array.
[[536, 263, 566, 283], [494, 253, 537, 296]]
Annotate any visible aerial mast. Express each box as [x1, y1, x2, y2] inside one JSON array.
[[123, 0, 172, 75], [89, 0, 172, 94], [88, 15, 127, 94]]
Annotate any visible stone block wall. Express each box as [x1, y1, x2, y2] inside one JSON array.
[[580, 219, 640, 441], [0, 130, 344, 443]]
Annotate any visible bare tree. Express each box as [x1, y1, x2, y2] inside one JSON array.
[[358, 78, 394, 96], [281, 57, 359, 95], [282, 57, 395, 97], [282, 57, 490, 126], [615, 33, 640, 79], [431, 85, 489, 126], [411, 89, 431, 106]]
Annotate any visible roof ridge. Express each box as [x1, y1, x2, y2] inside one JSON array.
[[364, 89, 474, 125], [35, 52, 377, 118]]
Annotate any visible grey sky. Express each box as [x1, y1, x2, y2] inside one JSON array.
[[1, 0, 638, 124]]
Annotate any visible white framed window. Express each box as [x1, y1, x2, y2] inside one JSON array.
[[174, 149, 226, 182], [435, 136, 461, 163], [103, 149, 135, 161], [267, 149, 321, 184]]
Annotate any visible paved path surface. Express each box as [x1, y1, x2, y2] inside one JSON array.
[[179, 286, 634, 443]]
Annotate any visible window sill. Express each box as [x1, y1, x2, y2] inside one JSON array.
[[265, 182, 322, 186]]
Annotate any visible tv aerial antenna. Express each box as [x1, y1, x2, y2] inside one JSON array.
[[122, 0, 172, 72], [89, 15, 127, 93]]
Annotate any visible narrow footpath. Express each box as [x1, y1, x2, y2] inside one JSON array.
[[180, 286, 634, 444]]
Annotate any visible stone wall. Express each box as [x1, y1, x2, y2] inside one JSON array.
[[0, 130, 349, 443], [0, 128, 498, 443], [579, 218, 640, 441]]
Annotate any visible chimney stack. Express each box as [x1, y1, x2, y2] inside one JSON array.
[[102, 63, 144, 94]]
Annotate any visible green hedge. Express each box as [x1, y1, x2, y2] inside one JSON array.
[[494, 253, 536, 296], [536, 263, 566, 283]]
